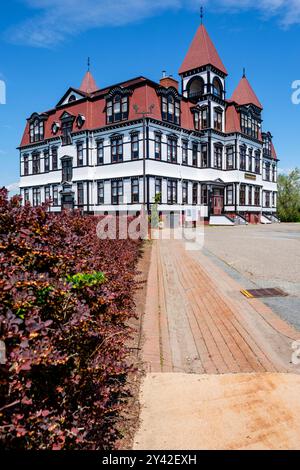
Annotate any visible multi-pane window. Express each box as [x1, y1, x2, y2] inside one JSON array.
[[155, 178, 162, 202], [111, 180, 123, 205], [239, 184, 246, 206], [192, 183, 198, 205], [24, 188, 30, 203], [272, 165, 276, 182], [263, 135, 271, 157], [212, 78, 222, 98], [61, 120, 73, 145], [201, 185, 208, 205], [255, 151, 260, 174], [131, 133, 139, 160], [201, 107, 208, 128], [226, 185, 233, 205], [167, 180, 177, 204], [30, 119, 44, 143], [44, 150, 49, 172], [62, 158, 72, 182], [265, 191, 270, 207], [77, 142, 84, 167], [248, 149, 253, 172], [254, 187, 260, 206], [97, 181, 104, 205], [32, 153, 40, 175], [201, 144, 208, 168], [182, 181, 188, 205], [214, 146, 222, 169], [52, 147, 58, 170], [240, 146, 246, 170], [111, 137, 123, 163], [167, 137, 177, 163], [33, 188, 41, 207], [241, 113, 259, 139], [192, 143, 198, 167], [107, 95, 128, 123], [248, 186, 253, 205], [272, 192, 276, 207], [265, 162, 271, 181], [77, 182, 84, 206], [131, 177, 139, 203], [23, 155, 29, 175], [97, 140, 104, 165], [226, 146, 234, 170], [154, 133, 162, 160], [182, 140, 188, 165], [162, 95, 180, 125], [45, 186, 51, 201], [52, 185, 58, 206], [214, 110, 222, 131], [194, 111, 200, 130]]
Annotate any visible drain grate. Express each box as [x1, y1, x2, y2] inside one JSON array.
[[241, 288, 288, 299]]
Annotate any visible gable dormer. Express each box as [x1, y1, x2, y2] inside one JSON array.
[[56, 88, 88, 107]]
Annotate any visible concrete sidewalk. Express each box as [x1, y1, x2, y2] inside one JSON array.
[[134, 373, 300, 450]]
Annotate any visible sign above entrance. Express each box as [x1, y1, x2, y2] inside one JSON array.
[[244, 173, 257, 181]]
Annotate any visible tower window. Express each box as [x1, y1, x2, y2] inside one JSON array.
[[201, 107, 208, 129], [212, 78, 223, 98], [213, 109, 223, 131]]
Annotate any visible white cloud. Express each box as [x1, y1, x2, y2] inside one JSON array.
[[4, 0, 300, 48]]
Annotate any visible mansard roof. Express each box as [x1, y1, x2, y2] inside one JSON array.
[[179, 24, 227, 76], [231, 76, 263, 110]]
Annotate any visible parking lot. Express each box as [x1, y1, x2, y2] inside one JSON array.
[[204, 223, 300, 330]]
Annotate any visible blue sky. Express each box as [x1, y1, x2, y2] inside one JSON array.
[[1, 0, 300, 189]]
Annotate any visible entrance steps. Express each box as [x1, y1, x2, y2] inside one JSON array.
[[261, 214, 272, 224], [209, 215, 235, 226]]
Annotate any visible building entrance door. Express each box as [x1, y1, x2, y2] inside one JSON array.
[[212, 189, 224, 215]]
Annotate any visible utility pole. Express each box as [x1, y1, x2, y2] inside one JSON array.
[[133, 104, 154, 213]]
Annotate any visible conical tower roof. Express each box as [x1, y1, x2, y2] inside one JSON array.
[[179, 24, 227, 75], [231, 75, 263, 109], [79, 71, 98, 94]]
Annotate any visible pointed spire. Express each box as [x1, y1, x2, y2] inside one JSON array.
[[200, 6, 204, 25], [231, 75, 263, 109], [243, 67, 246, 78], [79, 59, 98, 94], [179, 23, 227, 75]]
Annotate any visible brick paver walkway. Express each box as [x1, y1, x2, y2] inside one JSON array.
[[142, 238, 298, 375]]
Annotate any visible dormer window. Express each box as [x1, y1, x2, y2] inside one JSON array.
[[29, 118, 44, 143], [241, 111, 260, 139], [68, 94, 76, 103], [60, 113, 75, 146], [107, 94, 129, 124], [262, 133, 272, 157], [162, 94, 180, 125]]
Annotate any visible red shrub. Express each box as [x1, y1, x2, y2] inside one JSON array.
[[0, 188, 141, 449]]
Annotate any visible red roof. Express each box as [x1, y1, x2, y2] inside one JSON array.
[[19, 78, 196, 147], [231, 76, 263, 109], [225, 103, 241, 133], [179, 24, 227, 75], [79, 71, 98, 94], [271, 141, 277, 160]]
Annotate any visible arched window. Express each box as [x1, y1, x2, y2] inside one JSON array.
[[107, 93, 129, 124], [187, 77, 204, 100], [212, 78, 223, 98], [161, 93, 180, 125], [29, 117, 44, 143]]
